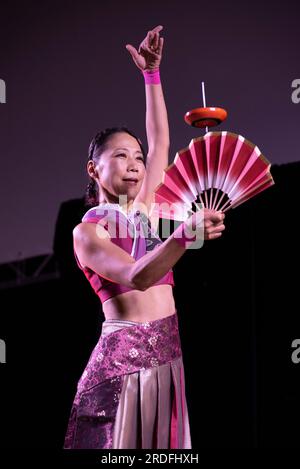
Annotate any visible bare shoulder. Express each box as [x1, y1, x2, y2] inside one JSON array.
[[72, 222, 112, 272], [73, 222, 110, 247]]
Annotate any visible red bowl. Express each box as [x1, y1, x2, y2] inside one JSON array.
[[184, 107, 228, 128]]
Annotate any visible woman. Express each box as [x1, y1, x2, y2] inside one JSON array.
[[64, 25, 225, 449]]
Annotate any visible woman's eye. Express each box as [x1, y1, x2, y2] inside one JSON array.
[[116, 153, 126, 157], [137, 157, 144, 161]]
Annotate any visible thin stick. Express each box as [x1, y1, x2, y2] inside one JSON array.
[[201, 81, 209, 134], [219, 199, 231, 212], [212, 188, 220, 210], [199, 193, 205, 208], [201, 82, 206, 107], [204, 189, 209, 208], [222, 205, 231, 213], [209, 188, 213, 209], [214, 191, 226, 211]]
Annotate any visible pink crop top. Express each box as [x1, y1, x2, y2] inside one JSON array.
[[74, 203, 175, 303]]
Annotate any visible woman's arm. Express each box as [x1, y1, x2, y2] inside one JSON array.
[[126, 26, 169, 212], [126, 26, 168, 147], [143, 29, 169, 149], [73, 210, 225, 291], [145, 74, 169, 149], [73, 222, 184, 291]]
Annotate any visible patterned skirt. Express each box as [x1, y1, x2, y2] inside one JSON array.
[[64, 312, 191, 449]]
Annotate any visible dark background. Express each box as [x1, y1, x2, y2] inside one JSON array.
[[1, 162, 299, 450], [0, 0, 299, 454]]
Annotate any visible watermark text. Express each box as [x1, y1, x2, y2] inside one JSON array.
[[0, 79, 6, 103], [291, 339, 300, 364], [291, 79, 300, 103], [0, 339, 6, 363]]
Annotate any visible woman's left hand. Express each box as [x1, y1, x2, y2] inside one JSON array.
[[126, 25, 164, 71]]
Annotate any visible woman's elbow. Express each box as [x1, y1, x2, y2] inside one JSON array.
[[128, 261, 158, 291], [129, 270, 153, 292]]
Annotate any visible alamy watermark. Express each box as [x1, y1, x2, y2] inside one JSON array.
[[0, 339, 6, 363], [291, 339, 300, 364], [291, 79, 300, 104], [0, 79, 6, 103], [92, 196, 205, 250]]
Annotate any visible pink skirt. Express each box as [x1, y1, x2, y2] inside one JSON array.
[[64, 312, 191, 449]]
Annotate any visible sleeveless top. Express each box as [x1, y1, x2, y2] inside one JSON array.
[[74, 203, 175, 303]]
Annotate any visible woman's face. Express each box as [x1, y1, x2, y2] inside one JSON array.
[[90, 132, 146, 203]]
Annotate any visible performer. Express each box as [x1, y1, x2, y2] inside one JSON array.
[[64, 25, 225, 449]]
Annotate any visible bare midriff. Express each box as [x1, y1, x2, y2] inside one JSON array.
[[102, 284, 176, 323]]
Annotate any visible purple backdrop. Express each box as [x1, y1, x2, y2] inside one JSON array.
[[0, 0, 299, 263]]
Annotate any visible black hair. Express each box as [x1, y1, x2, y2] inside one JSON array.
[[85, 126, 147, 207]]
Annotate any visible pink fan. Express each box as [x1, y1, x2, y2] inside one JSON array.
[[153, 131, 274, 221]]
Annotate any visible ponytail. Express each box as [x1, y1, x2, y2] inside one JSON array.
[[85, 178, 99, 208]]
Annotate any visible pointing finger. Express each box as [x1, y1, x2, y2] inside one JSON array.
[[153, 32, 159, 50], [152, 25, 163, 33], [158, 36, 164, 53]]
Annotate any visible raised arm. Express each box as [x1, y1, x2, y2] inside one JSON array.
[[126, 26, 169, 212]]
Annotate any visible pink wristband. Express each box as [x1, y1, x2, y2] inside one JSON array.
[[173, 222, 197, 249], [142, 68, 161, 85]]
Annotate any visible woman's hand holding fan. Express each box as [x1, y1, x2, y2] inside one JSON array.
[[203, 209, 225, 240], [185, 208, 226, 241]]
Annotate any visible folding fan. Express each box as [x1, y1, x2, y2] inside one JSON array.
[[152, 82, 274, 221], [152, 131, 274, 221]]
